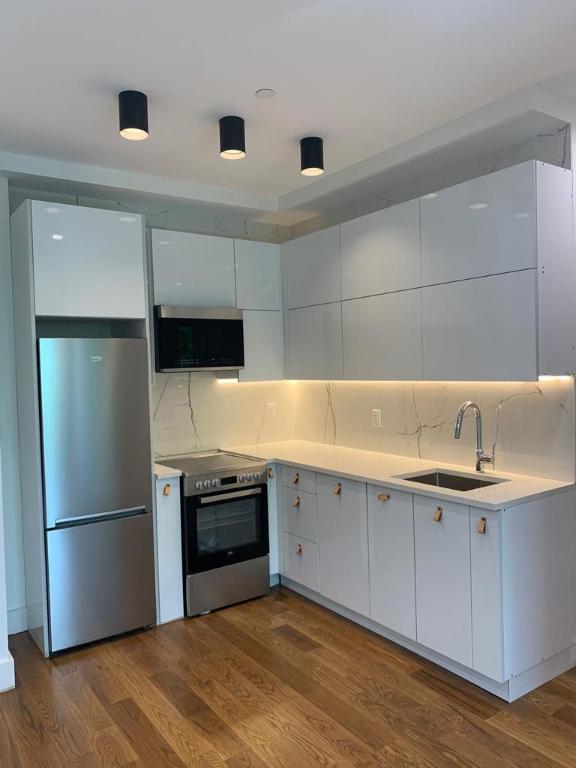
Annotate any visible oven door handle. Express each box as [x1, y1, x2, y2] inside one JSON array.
[[198, 488, 262, 504]]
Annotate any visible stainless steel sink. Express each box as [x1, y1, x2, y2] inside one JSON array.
[[399, 471, 507, 492]]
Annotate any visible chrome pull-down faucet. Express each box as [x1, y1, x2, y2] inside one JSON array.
[[454, 401, 494, 472]]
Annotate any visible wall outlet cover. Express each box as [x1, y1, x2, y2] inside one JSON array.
[[267, 402, 277, 418], [371, 408, 381, 428]]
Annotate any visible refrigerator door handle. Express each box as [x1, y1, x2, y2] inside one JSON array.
[[54, 506, 147, 527]]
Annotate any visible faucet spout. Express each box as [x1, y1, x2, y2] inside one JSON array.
[[454, 401, 493, 472]]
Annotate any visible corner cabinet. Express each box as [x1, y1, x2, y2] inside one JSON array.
[[23, 201, 146, 319]]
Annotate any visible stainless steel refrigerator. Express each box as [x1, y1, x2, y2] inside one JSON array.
[[38, 338, 156, 654]]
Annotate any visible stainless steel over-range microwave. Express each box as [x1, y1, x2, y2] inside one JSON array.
[[154, 306, 244, 373]]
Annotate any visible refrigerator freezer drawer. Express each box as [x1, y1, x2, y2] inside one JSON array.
[[46, 512, 156, 653]]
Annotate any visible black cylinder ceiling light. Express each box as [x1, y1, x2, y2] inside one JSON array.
[[300, 136, 324, 176], [118, 90, 149, 141], [219, 116, 246, 159]]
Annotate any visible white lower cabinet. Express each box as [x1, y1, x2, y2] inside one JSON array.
[[414, 496, 472, 667], [283, 532, 319, 592], [155, 477, 184, 625], [368, 486, 416, 639], [282, 487, 318, 542], [317, 475, 370, 616], [470, 509, 504, 681]]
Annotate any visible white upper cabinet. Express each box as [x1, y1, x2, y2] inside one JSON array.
[[340, 200, 421, 299], [284, 226, 340, 309], [235, 240, 281, 310], [152, 229, 235, 307], [342, 289, 423, 380], [421, 162, 537, 285], [423, 270, 538, 381], [287, 303, 343, 380], [238, 310, 283, 382], [31, 201, 146, 318]]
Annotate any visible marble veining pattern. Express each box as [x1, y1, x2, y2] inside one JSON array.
[[153, 374, 574, 482]]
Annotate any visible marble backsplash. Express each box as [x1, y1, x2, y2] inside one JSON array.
[[153, 375, 575, 482]]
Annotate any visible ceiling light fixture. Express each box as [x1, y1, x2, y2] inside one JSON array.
[[219, 116, 246, 159], [255, 88, 276, 99], [118, 90, 149, 141], [300, 137, 324, 177]]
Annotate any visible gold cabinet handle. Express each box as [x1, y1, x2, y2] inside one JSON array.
[[293, 472, 300, 485], [162, 483, 171, 497], [477, 517, 487, 535], [433, 506, 443, 522], [378, 493, 390, 503], [296, 544, 303, 556], [292, 496, 301, 509], [334, 482, 342, 496], [267, 467, 274, 479]]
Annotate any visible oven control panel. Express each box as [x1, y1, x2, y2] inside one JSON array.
[[185, 463, 268, 497]]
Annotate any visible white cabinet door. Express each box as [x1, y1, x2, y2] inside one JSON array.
[[31, 202, 146, 318], [152, 229, 235, 307], [414, 496, 472, 667], [421, 162, 537, 285], [283, 533, 319, 592], [238, 310, 283, 382], [284, 226, 340, 308], [341, 200, 421, 299], [235, 240, 281, 310], [422, 270, 537, 381], [470, 509, 504, 682], [317, 475, 369, 616], [368, 486, 416, 639], [155, 477, 184, 624], [287, 303, 343, 380], [342, 289, 423, 380]]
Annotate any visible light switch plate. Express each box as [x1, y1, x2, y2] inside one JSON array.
[[267, 402, 277, 418]]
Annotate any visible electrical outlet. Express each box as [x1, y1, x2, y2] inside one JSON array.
[[266, 402, 277, 418], [371, 408, 381, 428]]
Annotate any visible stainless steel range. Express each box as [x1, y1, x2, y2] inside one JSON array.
[[164, 451, 269, 616]]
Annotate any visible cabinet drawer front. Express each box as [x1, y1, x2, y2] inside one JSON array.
[[470, 509, 504, 682], [282, 466, 316, 494], [367, 486, 416, 640], [282, 533, 319, 592], [414, 496, 472, 667], [282, 488, 318, 542]]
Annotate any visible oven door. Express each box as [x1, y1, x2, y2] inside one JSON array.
[[184, 486, 269, 574]]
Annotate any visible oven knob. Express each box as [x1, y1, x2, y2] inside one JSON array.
[[195, 481, 203, 490], [211, 479, 218, 488], [203, 480, 211, 489], [239, 474, 245, 482], [254, 472, 260, 481]]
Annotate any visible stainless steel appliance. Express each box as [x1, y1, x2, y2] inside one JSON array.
[[38, 338, 156, 654], [164, 451, 269, 616], [154, 306, 244, 372]]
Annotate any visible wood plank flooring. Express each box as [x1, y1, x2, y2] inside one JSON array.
[[2, 586, 576, 767]]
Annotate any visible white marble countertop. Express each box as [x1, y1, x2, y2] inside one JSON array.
[[154, 462, 182, 480], [225, 440, 574, 511]]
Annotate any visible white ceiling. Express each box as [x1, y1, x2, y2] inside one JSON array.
[[2, 0, 576, 201]]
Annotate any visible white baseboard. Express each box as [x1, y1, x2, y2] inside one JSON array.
[[270, 573, 280, 587], [280, 577, 575, 702], [0, 654, 15, 692], [8, 605, 27, 635]]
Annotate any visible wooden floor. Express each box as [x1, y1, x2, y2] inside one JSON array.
[[2, 588, 576, 768]]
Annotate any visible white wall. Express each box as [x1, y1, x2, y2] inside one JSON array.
[[0, 178, 26, 637]]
